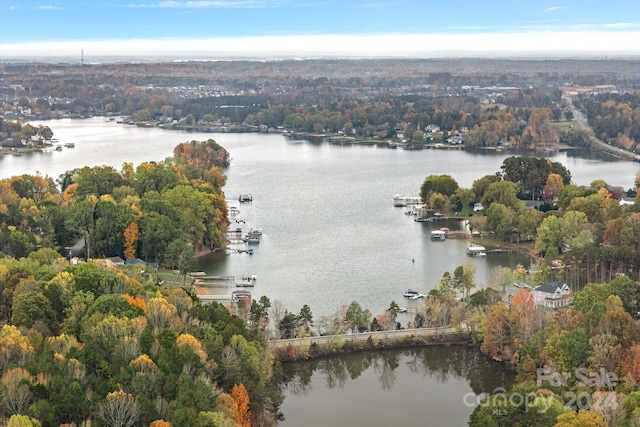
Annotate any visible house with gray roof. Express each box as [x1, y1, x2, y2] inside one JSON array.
[[533, 282, 572, 309]]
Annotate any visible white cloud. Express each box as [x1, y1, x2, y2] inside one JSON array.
[[3, 31, 640, 59], [544, 6, 566, 12], [6, 4, 62, 10], [125, 0, 287, 8], [570, 22, 639, 30]]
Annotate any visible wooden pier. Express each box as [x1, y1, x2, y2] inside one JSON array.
[[193, 275, 235, 287]]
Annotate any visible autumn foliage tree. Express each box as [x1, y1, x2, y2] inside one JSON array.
[[123, 221, 139, 259], [481, 301, 511, 361], [231, 383, 251, 427]]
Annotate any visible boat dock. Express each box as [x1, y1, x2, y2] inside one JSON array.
[[192, 275, 236, 287]]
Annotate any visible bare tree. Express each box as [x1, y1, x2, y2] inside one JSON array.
[[96, 390, 141, 427]]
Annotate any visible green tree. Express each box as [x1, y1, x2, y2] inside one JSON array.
[[163, 240, 197, 281], [481, 181, 521, 211], [472, 174, 501, 202], [536, 211, 589, 258], [65, 195, 98, 260], [450, 188, 475, 212], [420, 174, 459, 203], [298, 304, 313, 331], [11, 291, 58, 334], [486, 203, 517, 241], [345, 301, 366, 333]]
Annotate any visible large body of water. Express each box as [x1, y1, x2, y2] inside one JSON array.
[[3, 117, 638, 318], [5, 117, 637, 425]]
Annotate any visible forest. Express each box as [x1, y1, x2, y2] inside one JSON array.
[[0, 139, 286, 426]]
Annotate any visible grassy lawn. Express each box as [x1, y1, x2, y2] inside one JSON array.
[[549, 119, 578, 132], [158, 270, 192, 288]]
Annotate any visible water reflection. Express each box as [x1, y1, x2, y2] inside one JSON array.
[[281, 346, 514, 396], [279, 347, 516, 426]]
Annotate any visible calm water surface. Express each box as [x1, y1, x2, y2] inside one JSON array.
[[5, 118, 639, 316], [279, 346, 516, 427]]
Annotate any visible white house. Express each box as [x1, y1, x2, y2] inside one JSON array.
[[447, 135, 464, 144], [620, 197, 636, 206], [533, 282, 573, 309]]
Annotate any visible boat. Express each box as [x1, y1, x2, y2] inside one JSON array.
[[247, 248, 254, 255], [414, 217, 431, 222], [228, 206, 240, 215], [430, 230, 446, 240], [467, 245, 487, 257], [393, 195, 422, 207], [236, 281, 254, 287], [64, 142, 75, 148], [249, 228, 263, 235], [231, 290, 252, 303], [409, 293, 427, 300], [403, 289, 419, 298], [239, 194, 253, 202], [54, 145, 63, 151], [244, 236, 260, 244], [398, 307, 408, 313]]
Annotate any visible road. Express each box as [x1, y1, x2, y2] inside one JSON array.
[[563, 94, 637, 161], [268, 326, 461, 348]]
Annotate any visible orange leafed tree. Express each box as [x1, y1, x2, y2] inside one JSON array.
[[621, 344, 640, 381], [123, 222, 139, 260], [124, 294, 146, 310], [149, 421, 172, 427], [231, 383, 251, 427], [509, 288, 536, 345], [480, 301, 511, 360]]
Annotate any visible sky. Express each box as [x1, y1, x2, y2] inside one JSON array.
[[1, 0, 640, 59]]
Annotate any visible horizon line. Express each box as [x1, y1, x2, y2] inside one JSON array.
[[2, 31, 640, 59]]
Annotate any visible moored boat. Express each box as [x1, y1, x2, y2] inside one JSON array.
[[231, 289, 252, 302], [467, 245, 487, 256], [431, 230, 446, 240]]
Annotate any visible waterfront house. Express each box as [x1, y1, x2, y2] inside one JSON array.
[[533, 282, 572, 309]]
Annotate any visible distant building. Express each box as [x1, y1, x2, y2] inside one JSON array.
[[620, 197, 636, 206], [103, 256, 125, 267], [533, 282, 572, 309]]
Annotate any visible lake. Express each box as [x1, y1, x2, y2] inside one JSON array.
[[5, 117, 639, 318]]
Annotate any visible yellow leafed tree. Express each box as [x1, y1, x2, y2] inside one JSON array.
[[123, 221, 139, 260]]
